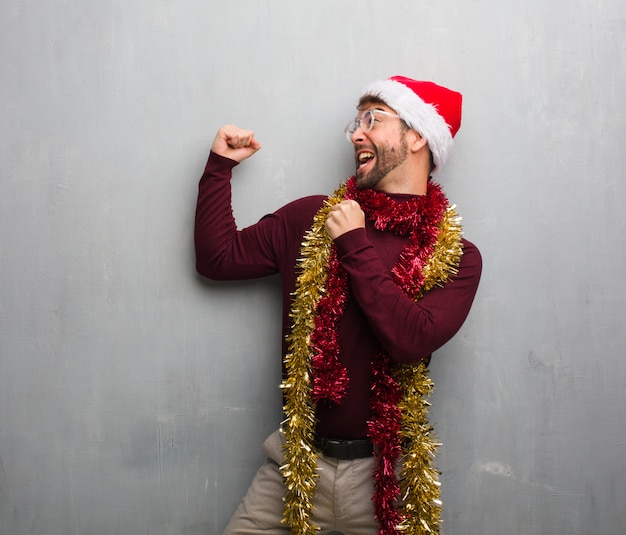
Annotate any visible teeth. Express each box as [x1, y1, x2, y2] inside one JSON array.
[[358, 152, 374, 162]]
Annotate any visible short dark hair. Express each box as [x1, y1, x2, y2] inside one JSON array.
[[357, 95, 387, 110]]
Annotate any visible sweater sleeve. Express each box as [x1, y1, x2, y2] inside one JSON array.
[[334, 228, 482, 364], [194, 151, 281, 280]]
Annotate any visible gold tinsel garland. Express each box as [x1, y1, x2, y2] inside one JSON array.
[[280, 183, 463, 534]]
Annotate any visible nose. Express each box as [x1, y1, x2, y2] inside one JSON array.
[[350, 126, 365, 144]]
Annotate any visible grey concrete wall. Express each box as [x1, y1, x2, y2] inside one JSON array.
[[1, 1, 625, 534]]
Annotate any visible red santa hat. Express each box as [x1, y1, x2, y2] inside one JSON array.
[[359, 76, 462, 172]]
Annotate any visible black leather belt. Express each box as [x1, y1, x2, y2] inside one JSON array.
[[313, 437, 374, 460]]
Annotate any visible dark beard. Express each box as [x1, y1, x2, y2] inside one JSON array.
[[356, 138, 409, 190]]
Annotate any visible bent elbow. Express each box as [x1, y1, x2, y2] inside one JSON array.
[[195, 251, 226, 281], [195, 259, 228, 281]]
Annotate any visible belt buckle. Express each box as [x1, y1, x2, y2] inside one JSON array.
[[326, 438, 357, 460], [326, 439, 352, 460], [342, 439, 357, 460]]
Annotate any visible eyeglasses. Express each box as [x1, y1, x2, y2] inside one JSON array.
[[344, 109, 401, 141]]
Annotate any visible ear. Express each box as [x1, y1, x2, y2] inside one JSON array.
[[407, 130, 428, 153]]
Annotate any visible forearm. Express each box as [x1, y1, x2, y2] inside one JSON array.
[[194, 152, 236, 276]]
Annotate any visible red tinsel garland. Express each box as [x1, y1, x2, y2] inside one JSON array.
[[308, 177, 449, 533]]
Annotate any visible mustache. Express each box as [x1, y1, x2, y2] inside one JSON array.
[[354, 143, 376, 153]]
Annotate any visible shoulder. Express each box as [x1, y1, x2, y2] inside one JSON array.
[[279, 194, 327, 211], [459, 238, 482, 276], [255, 195, 328, 245], [461, 237, 481, 257], [273, 194, 327, 222]]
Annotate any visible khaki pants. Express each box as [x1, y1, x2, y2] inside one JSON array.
[[222, 429, 379, 535]]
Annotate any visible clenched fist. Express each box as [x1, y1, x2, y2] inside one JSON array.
[[211, 125, 262, 163], [325, 200, 365, 240]]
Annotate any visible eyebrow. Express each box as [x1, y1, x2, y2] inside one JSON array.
[[358, 106, 389, 116]]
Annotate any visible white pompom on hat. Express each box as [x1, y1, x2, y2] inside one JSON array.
[[359, 76, 462, 172]]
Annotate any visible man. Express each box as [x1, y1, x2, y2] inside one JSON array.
[[195, 76, 482, 535]]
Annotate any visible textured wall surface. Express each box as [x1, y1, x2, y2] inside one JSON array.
[[1, 1, 625, 534]]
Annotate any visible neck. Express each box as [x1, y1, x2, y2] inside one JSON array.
[[374, 153, 431, 195], [375, 170, 429, 195]]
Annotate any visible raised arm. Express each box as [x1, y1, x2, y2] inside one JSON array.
[[194, 126, 279, 280]]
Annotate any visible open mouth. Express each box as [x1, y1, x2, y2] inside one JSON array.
[[357, 151, 375, 170]]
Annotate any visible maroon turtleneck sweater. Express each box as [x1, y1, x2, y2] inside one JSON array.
[[195, 152, 482, 439]]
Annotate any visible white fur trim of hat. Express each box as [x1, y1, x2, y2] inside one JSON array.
[[360, 76, 463, 172]]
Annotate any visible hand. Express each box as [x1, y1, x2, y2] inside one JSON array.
[[211, 124, 262, 163], [325, 200, 365, 240]]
